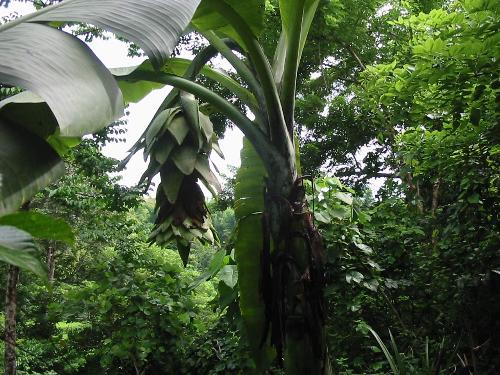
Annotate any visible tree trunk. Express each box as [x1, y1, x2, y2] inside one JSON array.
[[4, 265, 20, 375], [240, 136, 331, 373], [46, 244, 56, 283], [431, 179, 440, 214], [264, 175, 331, 374]]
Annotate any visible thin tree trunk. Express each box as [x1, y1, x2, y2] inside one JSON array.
[[431, 179, 440, 214], [46, 244, 56, 283], [4, 265, 20, 375]]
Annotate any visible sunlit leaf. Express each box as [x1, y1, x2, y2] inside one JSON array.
[[219, 265, 238, 288], [346, 270, 364, 284]]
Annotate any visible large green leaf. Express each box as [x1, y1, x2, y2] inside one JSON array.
[[192, 0, 265, 43], [274, 0, 320, 88], [0, 225, 47, 279], [0, 0, 202, 137], [0, 212, 74, 245], [234, 138, 275, 371], [21, 0, 201, 69], [0, 23, 123, 137], [0, 92, 81, 156], [0, 121, 65, 216]]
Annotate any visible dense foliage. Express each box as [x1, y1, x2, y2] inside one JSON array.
[[1, 0, 498, 374]]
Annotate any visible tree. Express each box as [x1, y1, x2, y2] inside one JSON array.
[[310, 1, 499, 372], [0, 0, 334, 373]]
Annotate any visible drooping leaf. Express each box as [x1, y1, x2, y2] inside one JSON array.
[[176, 238, 191, 267], [145, 109, 177, 147], [199, 112, 214, 143], [0, 121, 65, 216], [0, 23, 123, 137], [192, 0, 266, 44], [168, 115, 191, 145], [153, 137, 176, 165], [0, 0, 203, 137], [234, 138, 275, 370], [0, 212, 74, 245], [212, 138, 225, 159], [0, 225, 47, 278], [22, 0, 201, 69], [180, 93, 205, 150], [180, 93, 200, 131], [195, 156, 222, 193]]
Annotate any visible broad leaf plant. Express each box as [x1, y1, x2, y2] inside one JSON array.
[[0, 0, 332, 373]]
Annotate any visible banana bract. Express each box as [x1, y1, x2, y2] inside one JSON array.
[[126, 93, 223, 265]]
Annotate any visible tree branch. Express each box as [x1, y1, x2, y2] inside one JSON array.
[[331, 35, 366, 70], [335, 171, 398, 179]]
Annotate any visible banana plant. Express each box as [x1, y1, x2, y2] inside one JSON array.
[[0, 0, 331, 373]]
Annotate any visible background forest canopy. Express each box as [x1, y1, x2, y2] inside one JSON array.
[[0, 0, 498, 374]]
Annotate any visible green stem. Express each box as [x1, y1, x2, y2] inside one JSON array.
[[201, 31, 263, 103], [206, 0, 293, 160], [280, 0, 305, 133], [152, 43, 223, 115], [272, 32, 287, 89], [199, 30, 267, 130], [153, 42, 264, 128]]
